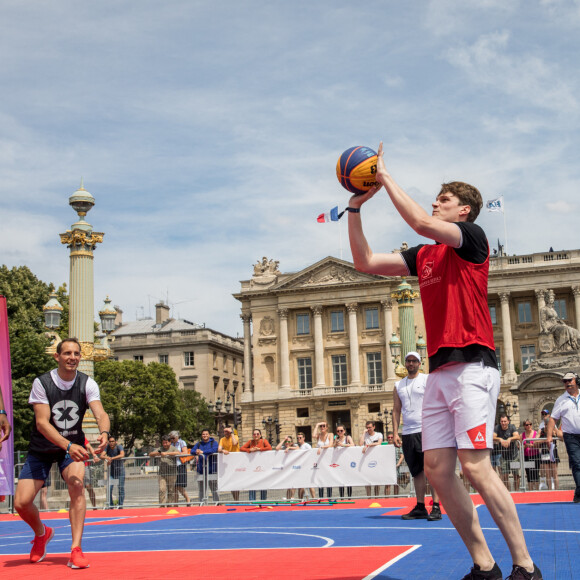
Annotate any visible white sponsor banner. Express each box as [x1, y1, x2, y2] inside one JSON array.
[[217, 445, 396, 491]]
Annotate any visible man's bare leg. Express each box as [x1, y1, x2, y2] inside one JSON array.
[[458, 448, 533, 570], [63, 462, 87, 549], [14, 479, 46, 536], [424, 447, 495, 569]]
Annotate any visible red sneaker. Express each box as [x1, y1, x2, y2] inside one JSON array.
[[29, 525, 54, 563], [68, 546, 90, 569]]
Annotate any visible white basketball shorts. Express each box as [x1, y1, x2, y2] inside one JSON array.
[[422, 360, 500, 451]]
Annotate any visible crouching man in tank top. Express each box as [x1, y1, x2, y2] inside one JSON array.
[[14, 338, 110, 570]]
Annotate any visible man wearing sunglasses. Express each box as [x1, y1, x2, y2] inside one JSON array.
[[546, 372, 580, 503]]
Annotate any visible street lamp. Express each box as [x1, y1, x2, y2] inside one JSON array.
[[389, 332, 406, 378], [262, 416, 281, 445], [225, 390, 241, 430], [94, 296, 117, 361], [416, 334, 427, 366], [43, 293, 64, 354], [498, 401, 518, 422], [208, 397, 230, 437], [377, 407, 393, 438]]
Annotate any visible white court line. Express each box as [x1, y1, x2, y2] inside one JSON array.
[[362, 545, 422, 580], [0, 530, 334, 551]]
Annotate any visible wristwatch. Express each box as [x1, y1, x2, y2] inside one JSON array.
[[0, 410, 7, 416]]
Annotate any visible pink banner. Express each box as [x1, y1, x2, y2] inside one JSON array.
[[0, 296, 14, 496]]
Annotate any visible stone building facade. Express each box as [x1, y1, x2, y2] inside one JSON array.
[[110, 302, 244, 414], [234, 256, 426, 444], [234, 249, 580, 444]]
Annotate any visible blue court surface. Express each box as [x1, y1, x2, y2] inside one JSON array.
[[0, 493, 578, 579]]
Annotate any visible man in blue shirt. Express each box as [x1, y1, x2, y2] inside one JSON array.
[[191, 429, 219, 503]]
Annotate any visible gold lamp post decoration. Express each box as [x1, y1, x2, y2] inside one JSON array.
[[390, 277, 426, 377]]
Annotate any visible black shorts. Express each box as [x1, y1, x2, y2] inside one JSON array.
[[402, 433, 424, 478], [176, 463, 188, 487]]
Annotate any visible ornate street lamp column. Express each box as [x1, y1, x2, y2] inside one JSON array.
[[59, 181, 104, 377], [391, 278, 419, 362]]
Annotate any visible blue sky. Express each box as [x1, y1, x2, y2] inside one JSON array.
[[1, 1, 579, 337]]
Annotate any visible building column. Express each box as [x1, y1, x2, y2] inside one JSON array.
[[347, 303, 361, 385], [240, 313, 253, 401], [381, 298, 395, 380], [499, 292, 517, 383], [278, 308, 290, 390], [572, 286, 580, 331], [312, 305, 325, 387]]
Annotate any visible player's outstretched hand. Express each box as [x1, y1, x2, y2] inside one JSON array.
[[70, 443, 90, 462], [348, 142, 386, 208]]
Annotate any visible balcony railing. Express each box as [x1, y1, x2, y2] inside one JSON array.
[[292, 383, 388, 398]]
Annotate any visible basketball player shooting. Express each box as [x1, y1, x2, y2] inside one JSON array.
[[347, 142, 541, 580]]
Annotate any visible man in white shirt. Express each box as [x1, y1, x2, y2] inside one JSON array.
[[14, 338, 110, 569], [359, 420, 383, 497], [393, 352, 441, 520], [546, 372, 580, 503]]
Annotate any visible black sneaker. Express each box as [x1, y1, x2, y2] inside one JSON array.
[[505, 563, 543, 580], [427, 504, 442, 521], [573, 495, 580, 503], [460, 562, 502, 580], [401, 504, 428, 520]]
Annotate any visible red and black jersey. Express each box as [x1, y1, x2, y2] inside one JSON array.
[[401, 222, 497, 372]]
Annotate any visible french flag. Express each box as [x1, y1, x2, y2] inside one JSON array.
[[317, 206, 339, 223]]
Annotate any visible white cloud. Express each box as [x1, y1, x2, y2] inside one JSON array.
[[445, 31, 578, 113], [546, 200, 574, 213]]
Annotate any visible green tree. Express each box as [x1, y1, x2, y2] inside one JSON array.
[[0, 265, 68, 449], [95, 359, 213, 453]]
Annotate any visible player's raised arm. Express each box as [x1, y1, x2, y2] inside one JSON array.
[[348, 186, 408, 276], [373, 142, 464, 248]]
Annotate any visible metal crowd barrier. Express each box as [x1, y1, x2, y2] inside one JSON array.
[[488, 437, 575, 493], [1, 440, 575, 512]]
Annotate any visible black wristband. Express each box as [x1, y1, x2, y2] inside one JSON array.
[[101, 431, 111, 439], [346, 207, 360, 213]]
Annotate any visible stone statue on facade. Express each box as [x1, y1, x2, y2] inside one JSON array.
[[540, 289, 580, 353], [250, 257, 281, 288]]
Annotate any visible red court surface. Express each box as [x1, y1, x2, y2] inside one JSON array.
[[0, 545, 419, 580]]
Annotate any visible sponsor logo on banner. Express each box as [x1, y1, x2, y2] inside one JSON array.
[[272, 466, 283, 470], [254, 466, 264, 472], [350, 462, 357, 468], [235, 468, 247, 472], [292, 465, 301, 470], [311, 463, 319, 469], [368, 461, 378, 468], [329, 463, 340, 468]]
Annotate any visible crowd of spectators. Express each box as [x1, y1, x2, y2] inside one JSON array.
[[141, 422, 412, 505]]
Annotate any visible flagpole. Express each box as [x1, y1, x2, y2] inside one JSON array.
[[339, 210, 343, 260], [502, 196, 508, 255]]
